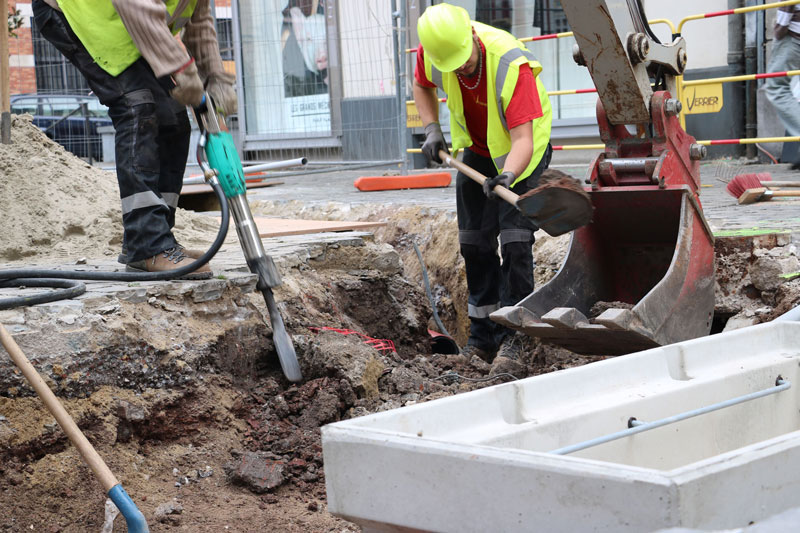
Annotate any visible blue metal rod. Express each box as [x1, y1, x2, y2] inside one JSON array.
[[550, 378, 791, 456], [108, 484, 149, 533]]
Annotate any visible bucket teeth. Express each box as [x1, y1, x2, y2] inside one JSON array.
[[594, 308, 634, 330], [541, 307, 590, 329]]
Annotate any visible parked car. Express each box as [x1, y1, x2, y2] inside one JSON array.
[[10, 93, 113, 161]]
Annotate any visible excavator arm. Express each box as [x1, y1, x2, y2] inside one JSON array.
[[563, 0, 686, 124], [491, 0, 716, 355]]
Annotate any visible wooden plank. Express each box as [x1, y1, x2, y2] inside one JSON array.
[[179, 179, 285, 211], [180, 178, 284, 196], [217, 217, 387, 238]]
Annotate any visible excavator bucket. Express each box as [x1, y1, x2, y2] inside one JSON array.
[[491, 185, 715, 355]]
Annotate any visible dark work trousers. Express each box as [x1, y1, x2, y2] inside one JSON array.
[[456, 146, 551, 351], [33, 0, 190, 263]]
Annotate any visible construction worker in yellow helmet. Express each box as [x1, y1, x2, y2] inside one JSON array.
[[413, 3, 553, 363]]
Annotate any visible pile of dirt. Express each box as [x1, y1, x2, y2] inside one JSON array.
[[0, 115, 226, 264]]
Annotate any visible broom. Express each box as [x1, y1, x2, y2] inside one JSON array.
[[725, 172, 800, 199]]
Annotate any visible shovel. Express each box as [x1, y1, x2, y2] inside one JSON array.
[[438, 150, 593, 236], [0, 323, 149, 532]]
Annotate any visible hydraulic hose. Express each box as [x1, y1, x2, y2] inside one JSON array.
[[0, 180, 230, 310]]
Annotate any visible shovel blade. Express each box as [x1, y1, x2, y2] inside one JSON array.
[[515, 186, 594, 236]]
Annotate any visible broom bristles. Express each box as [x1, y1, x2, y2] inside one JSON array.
[[725, 172, 772, 199]]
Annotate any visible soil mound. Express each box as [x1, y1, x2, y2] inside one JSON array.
[[0, 115, 221, 263]]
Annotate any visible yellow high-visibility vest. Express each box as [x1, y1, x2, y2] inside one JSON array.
[[57, 0, 198, 76]]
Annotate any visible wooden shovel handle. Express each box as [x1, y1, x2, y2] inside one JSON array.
[[0, 323, 119, 491], [438, 150, 520, 206]]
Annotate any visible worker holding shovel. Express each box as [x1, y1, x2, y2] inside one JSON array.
[[413, 3, 553, 363], [32, 0, 236, 277]]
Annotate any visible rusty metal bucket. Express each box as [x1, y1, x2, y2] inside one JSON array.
[[491, 185, 716, 355]]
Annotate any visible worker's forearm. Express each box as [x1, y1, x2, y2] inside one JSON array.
[[112, 0, 189, 78], [184, 0, 225, 78], [413, 82, 440, 126], [504, 121, 534, 178]]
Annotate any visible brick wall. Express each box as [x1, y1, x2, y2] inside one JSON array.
[[7, 1, 35, 94], [6, 0, 233, 95]]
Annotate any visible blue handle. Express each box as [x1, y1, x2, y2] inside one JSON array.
[[108, 484, 149, 533]]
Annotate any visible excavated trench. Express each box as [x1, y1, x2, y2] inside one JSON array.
[[1, 117, 799, 530], [2, 204, 798, 531]]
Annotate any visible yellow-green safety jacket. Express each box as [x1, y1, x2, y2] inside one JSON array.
[[56, 0, 198, 76], [423, 21, 553, 185]]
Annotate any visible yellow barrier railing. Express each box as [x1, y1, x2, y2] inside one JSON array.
[[682, 69, 800, 87], [406, 136, 800, 154], [676, 0, 800, 34]]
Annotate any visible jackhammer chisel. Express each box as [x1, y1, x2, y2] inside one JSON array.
[[194, 97, 302, 382]]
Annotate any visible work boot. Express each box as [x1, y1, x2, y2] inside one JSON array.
[[460, 343, 496, 364], [118, 243, 205, 264], [496, 332, 526, 361], [125, 247, 212, 280]]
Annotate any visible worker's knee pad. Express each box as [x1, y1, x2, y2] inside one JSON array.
[[459, 229, 497, 258], [500, 228, 533, 248]]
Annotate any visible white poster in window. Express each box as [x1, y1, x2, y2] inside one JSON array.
[[239, 0, 331, 136], [280, 0, 330, 132]]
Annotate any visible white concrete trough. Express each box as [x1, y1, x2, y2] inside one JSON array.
[[322, 321, 800, 532]]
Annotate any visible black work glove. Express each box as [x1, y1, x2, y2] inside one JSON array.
[[421, 122, 448, 165], [483, 170, 516, 199]]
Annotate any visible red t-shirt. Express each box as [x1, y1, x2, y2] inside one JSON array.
[[414, 40, 543, 157]]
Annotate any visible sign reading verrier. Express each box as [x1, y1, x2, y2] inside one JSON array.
[[683, 83, 724, 115]]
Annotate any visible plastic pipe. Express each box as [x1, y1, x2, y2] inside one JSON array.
[[240, 157, 308, 174]]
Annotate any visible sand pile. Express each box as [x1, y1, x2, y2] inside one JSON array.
[[0, 115, 221, 263]]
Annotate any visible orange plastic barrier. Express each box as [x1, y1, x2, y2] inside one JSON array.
[[354, 172, 452, 191]]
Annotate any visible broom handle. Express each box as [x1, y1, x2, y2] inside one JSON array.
[[0, 323, 120, 491], [771, 190, 800, 197], [766, 181, 800, 188], [438, 150, 520, 206]]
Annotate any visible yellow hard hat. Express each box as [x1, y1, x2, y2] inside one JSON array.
[[417, 3, 473, 72]]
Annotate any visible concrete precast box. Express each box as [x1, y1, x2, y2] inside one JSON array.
[[321, 321, 800, 533]]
